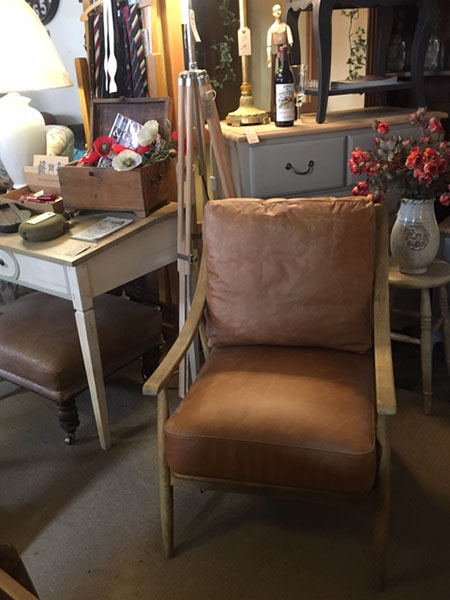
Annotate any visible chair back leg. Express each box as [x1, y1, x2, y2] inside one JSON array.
[[373, 414, 391, 591]]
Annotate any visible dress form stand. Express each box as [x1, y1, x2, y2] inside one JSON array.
[[226, 0, 269, 126]]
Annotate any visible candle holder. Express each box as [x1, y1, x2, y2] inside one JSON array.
[[226, 0, 269, 126]]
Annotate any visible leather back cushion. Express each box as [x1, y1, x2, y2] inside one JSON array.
[[204, 197, 376, 353]]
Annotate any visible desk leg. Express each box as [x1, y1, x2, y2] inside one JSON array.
[[420, 288, 433, 415], [73, 306, 111, 450], [68, 265, 111, 450]]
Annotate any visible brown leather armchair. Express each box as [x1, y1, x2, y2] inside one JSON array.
[[143, 197, 396, 589]]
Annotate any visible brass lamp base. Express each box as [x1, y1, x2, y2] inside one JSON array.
[[226, 84, 270, 127]]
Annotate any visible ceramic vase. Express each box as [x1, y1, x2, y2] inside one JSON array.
[[390, 198, 440, 274]]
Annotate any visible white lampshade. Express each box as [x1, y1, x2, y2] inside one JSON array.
[[0, 0, 73, 188], [0, 0, 72, 93]]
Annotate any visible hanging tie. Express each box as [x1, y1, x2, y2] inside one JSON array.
[[93, 12, 101, 97], [127, 2, 147, 97]]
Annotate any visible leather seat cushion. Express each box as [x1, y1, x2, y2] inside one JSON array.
[[0, 292, 162, 402], [204, 197, 376, 353], [166, 346, 377, 495]]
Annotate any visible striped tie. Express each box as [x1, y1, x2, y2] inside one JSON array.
[[127, 3, 147, 98], [93, 13, 101, 97]]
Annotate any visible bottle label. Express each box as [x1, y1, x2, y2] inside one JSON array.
[[275, 83, 295, 122]]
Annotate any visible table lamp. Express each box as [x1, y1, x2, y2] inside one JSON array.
[[0, 0, 73, 188]]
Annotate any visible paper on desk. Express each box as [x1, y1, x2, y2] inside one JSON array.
[[53, 239, 94, 257]]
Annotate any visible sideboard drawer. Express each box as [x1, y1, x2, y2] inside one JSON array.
[[248, 135, 346, 198]]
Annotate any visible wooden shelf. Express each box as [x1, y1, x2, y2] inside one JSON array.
[[387, 70, 450, 77], [305, 81, 413, 96]]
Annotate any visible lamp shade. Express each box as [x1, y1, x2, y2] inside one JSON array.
[[0, 0, 73, 93]]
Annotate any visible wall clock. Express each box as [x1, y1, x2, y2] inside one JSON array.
[[26, 0, 60, 25]]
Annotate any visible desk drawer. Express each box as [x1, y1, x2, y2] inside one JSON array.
[[248, 135, 346, 198], [0, 249, 19, 279]]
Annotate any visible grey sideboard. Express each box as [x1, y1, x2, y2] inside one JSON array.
[[220, 107, 446, 200]]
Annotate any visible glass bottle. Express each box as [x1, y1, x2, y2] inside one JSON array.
[[274, 46, 295, 127], [425, 26, 441, 71]]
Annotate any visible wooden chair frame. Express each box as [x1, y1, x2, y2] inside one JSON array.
[[143, 203, 397, 590]]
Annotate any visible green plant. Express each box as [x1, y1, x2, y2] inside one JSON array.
[[210, 0, 238, 90], [211, 35, 237, 90], [218, 0, 238, 29], [341, 9, 367, 80]]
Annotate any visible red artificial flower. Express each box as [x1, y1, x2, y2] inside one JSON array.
[[352, 181, 369, 196], [376, 121, 390, 135], [112, 144, 128, 154], [406, 147, 424, 170], [93, 136, 115, 156], [136, 144, 151, 155], [348, 147, 370, 175], [423, 147, 439, 160], [78, 148, 101, 166], [439, 192, 450, 206], [428, 117, 443, 134], [365, 161, 380, 176]]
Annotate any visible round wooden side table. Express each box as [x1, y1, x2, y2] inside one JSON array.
[[389, 258, 450, 414]]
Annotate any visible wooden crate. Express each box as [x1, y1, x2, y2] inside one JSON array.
[[0, 164, 64, 213], [58, 98, 176, 218]]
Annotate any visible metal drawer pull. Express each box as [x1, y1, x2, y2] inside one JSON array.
[[151, 174, 163, 185], [0, 259, 5, 266], [285, 160, 315, 175]]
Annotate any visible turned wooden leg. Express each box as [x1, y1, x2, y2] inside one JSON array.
[[157, 388, 174, 558], [58, 397, 80, 445], [373, 415, 391, 592], [437, 285, 450, 377], [420, 288, 433, 415], [312, 0, 333, 123]]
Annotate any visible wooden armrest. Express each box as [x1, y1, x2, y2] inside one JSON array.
[[143, 259, 207, 396], [374, 205, 397, 416], [0, 569, 39, 600]]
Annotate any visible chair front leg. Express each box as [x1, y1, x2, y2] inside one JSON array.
[[373, 414, 391, 591], [157, 388, 174, 558]]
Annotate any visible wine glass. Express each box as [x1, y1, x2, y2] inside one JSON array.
[[291, 64, 308, 121]]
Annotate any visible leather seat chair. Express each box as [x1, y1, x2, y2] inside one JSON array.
[[143, 197, 396, 589], [0, 292, 162, 443]]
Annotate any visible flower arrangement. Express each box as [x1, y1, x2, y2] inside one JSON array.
[[78, 119, 176, 171], [349, 108, 450, 206]]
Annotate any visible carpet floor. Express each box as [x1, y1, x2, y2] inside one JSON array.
[[1, 342, 449, 599]]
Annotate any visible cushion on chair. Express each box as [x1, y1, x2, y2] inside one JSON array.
[[165, 346, 377, 495], [204, 197, 376, 353], [0, 292, 162, 402]]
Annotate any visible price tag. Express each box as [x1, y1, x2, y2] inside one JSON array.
[[26, 212, 55, 225], [245, 128, 260, 145], [189, 9, 201, 42], [179, 0, 189, 24], [238, 27, 252, 56]]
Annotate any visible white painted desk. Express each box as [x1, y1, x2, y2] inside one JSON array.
[[0, 203, 177, 449]]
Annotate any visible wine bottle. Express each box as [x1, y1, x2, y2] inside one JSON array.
[[274, 45, 295, 127]]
